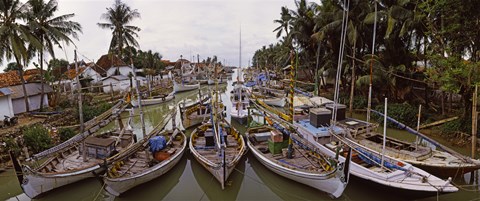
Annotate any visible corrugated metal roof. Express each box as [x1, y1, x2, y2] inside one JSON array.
[[0, 87, 12, 96], [9, 83, 54, 99]]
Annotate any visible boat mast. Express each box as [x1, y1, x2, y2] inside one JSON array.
[[130, 55, 146, 139], [238, 27, 242, 116], [367, 0, 378, 123], [381, 98, 387, 169]]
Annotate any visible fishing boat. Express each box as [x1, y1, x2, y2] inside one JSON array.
[[179, 95, 225, 129], [208, 77, 227, 85], [10, 104, 133, 198], [103, 111, 187, 196], [250, 87, 286, 107], [173, 81, 200, 93], [349, 110, 480, 178], [246, 119, 350, 198], [189, 101, 247, 189], [293, 107, 458, 194], [131, 91, 175, 107], [230, 84, 249, 124]]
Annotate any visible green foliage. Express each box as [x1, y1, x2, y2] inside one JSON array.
[[23, 125, 53, 153], [58, 99, 72, 109], [3, 62, 20, 72], [440, 118, 465, 134], [2, 136, 21, 155], [59, 128, 76, 142], [372, 103, 419, 128], [78, 101, 113, 122]]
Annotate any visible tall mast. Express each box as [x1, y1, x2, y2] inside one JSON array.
[[367, 1, 377, 123], [238, 27, 242, 116]]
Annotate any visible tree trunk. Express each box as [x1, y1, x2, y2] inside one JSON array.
[[349, 46, 356, 117], [441, 91, 445, 116], [16, 57, 29, 113], [40, 52, 45, 111]]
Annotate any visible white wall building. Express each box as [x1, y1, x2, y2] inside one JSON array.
[[102, 75, 131, 93], [9, 83, 53, 114], [0, 88, 14, 118]]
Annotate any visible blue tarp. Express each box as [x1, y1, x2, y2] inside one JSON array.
[[245, 81, 256, 87], [149, 136, 167, 153]]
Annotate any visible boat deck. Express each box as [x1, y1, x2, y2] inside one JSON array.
[[194, 135, 241, 164], [112, 134, 184, 178], [44, 148, 103, 173], [247, 127, 331, 174]]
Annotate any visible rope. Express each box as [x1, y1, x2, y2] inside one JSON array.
[[92, 182, 106, 201]]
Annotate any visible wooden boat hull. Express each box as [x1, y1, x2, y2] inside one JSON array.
[[173, 82, 200, 93], [230, 109, 247, 124], [131, 93, 175, 107], [189, 122, 247, 189], [247, 140, 347, 198], [409, 161, 480, 178], [208, 78, 226, 85], [21, 164, 103, 198], [294, 122, 458, 193], [104, 133, 187, 196], [259, 97, 285, 107], [12, 102, 129, 198]]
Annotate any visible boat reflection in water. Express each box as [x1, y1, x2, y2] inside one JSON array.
[[248, 152, 337, 200], [189, 153, 245, 201], [104, 154, 188, 201]]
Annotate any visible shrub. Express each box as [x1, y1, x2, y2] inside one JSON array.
[[78, 101, 113, 122], [2, 137, 21, 156], [339, 95, 369, 109], [372, 103, 420, 128], [59, 128, 76, 142], [23, 125, 53, 153]]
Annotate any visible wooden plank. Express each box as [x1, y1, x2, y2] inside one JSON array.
[[418, 116, 458, 129]]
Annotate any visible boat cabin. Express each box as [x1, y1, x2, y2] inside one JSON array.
[[80, 136, 116, 159]]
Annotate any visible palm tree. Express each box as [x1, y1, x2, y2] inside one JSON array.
[[26, 0, 82, 111], [0, 0, 42, 112], [97, 0, 140, 58], [273, 6, 292, 45]]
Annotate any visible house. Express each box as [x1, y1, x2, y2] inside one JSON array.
[[0, 71, 53, 114], [102, 75, 131, 93], [0, 88, 14, 118], [95, 54, 127, 77], [9, 83, 53, 114]]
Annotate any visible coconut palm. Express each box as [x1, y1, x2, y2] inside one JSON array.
[[97, 0, 140, 58], [26, 0, 82, 111], [0, 0, 42, 112], [273, 6, 292, 45]]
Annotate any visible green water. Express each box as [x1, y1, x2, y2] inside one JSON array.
[[1, 71, 480, 201]]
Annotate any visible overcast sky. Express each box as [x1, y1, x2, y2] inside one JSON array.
[[1, 0, 297, 71]]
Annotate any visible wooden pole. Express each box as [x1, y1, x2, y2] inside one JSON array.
[[472, 84, 478, 159], [415, 104, 422, 150], [75, 50, 86, 162], [110, 83, 114, 101], [381, 98, 387, 169]]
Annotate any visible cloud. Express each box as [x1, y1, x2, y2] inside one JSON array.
[[2, 0, 296, 70]]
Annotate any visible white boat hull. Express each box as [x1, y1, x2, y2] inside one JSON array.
[[21, 164, 102, 198], [104, 138, 187, 196], [247, 141, 347, 198], [131, 93, 175, 107], [260, 97, 285, 107], [174, 82, 200, 93], [294, 123, 458, 193]]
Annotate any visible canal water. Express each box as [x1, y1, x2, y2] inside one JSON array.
[[1, 70, 480, 201]]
